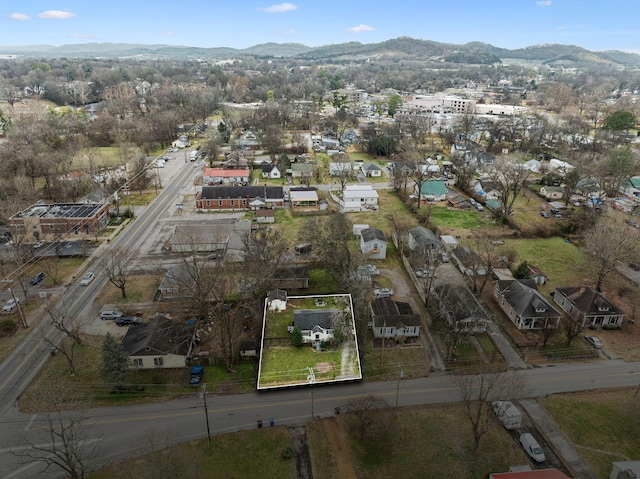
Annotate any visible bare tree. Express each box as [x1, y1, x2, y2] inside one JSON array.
[[12, 387, 101, 479], [485, 157, 532, 221], [43, 300, 84, 375], [540, 323, 558, 348], [342, 395, 389, 440], [452, 365, 528, 451], [102, 247, 133, 298], [562, 317, 582, 347], [582, 217, 640, 291]]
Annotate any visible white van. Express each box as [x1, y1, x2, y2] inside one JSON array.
[[190, 151, 198, 162], [492, 401, 522, 430], [519, 433, 545, 463]]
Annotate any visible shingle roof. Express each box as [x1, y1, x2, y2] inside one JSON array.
[[201, 185, 283, 200], [370, 298, 421, 328], [121, 316, 195, 357], [554, 287, 624, 316], [361, 228, 387, 243], [496, 280, 561, 318], [294, 309, 336, 331], [408, 226, 440, 247]]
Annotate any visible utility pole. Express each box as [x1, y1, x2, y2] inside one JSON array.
[[200, 383, 211, 445], [395, 363, 404, 417], [2, 280, 27, 328]]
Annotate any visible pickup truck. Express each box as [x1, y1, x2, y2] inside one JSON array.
[[189, 365, 203, 386]]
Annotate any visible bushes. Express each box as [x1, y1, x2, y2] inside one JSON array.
[[0, 318, 18, 338]]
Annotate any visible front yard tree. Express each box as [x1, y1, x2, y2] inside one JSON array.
[[485, 157, 532, 221], [100, 332, 129, 389], [44, 301, 84, 375], [453, 365, 528, 451], [342, 395, 389, 440], [562, 317, 582, 347], [582, 217, 640, 292], [102, 247, 133, 298]]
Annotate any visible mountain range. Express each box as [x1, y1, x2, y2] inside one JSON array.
[[1, 37, 639, 69]]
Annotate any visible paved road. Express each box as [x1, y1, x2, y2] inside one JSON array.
[[1, 359, 638, 478]]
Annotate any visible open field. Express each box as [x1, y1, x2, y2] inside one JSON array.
[[89, 426, 294, 479], [540, 387, 640, 479]]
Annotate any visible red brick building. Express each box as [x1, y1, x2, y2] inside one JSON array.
[[195, 186, 285, 211]]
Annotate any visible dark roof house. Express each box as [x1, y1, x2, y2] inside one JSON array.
[[494, 279, 562, 330], [553, 286, 625, 328]]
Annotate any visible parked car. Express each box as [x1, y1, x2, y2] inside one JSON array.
[[519, 433, 545, 463], [2, 297, 20, 312], [190, 365, 203, 386], [366, 264, 380, 276], [585, 336, 603, 349], [116, 316, 143, 326], [539, 211, 550, 218], [492, 401, 523, 430], [33, 240, 46, 249], [79, 272, 95, 286], [628, 263, 640, 271], [373, 288, 394, 299], [29, 272, 45, 286], [100, 310, 123, 320]]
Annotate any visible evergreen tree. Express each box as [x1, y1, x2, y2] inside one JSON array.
[[101, 332, 129, 388]]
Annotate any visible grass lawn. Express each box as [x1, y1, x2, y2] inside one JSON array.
[[95, 275, 161, 305], [428, 205, 497, 234], [259, 345, 347, 386], [90, 426, 294, 479], [344, 403, 527, 479], [346, 189, 419, 233], [502, 237, 586, 295], [540, 388, 640, 479], [72, 146, 138, 171]]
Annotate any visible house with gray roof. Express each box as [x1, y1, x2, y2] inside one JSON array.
[[494, 280, 562, 330], [293, 309, 337, 345], [369, 298, 421, 339], [360, 227, 387, 259], [122, 316, 196, 369], [553, 286, 625, 328], [362, 162, 383, 177], [407, 226, 441, 254]]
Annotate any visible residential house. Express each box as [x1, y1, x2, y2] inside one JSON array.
[[289, 188, 319, 209], [485, 199, 503, 212], [293, 309, 336, 345], [362, 162, 383, 177], [440, 235, 459, 251], [553, 286, 625, 328], [452, 245, 486, 276], [256, 209, 275, 223], [576, 177, 601, 198], [290, 163, 314, 179], [474, 180, 501, 200], [261, 164, 281, 179], [540, 186, 565, 200], [195, 186, 284, 210], [235, 130, 262, 149], [122, 315, 196, 369], [267, 289, 287, 311], [447, 192, 471, 209], [407, 226, 441, 255], [494, 279, 562, 330], [433, 284, 490, 333], [369, 298, 421, 339], [352, 224, 370, 238], [202, 168, 250, 185], [548, 158, 574, 175], [527, 265, 547, 285], [419, 180, 448, 201], [168, 220, 251, 261], [523, 159, 542, 173], [340, 184, 379, 212], [157, 266, 193, 300], [360, 228, 387, 260]]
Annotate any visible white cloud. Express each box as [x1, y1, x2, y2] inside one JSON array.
[[258, 3, 298, 13], [38, 10, 76, 19], [346, 24, 374, 33], [10, 13, 30, 21], [67, 33, 96, 39], [536, 1, 552, 6]]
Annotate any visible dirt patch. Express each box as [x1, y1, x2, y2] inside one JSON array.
[[316, 362, 334, 373], [322, 418, 358, 479]]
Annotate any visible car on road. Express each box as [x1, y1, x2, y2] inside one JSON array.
[[79, 272, 95, 286], [629, 263, 640, 271], [33, 240, 46, 249], [2, 298, 20, 312], [116, 316, 143, 326], [520, 433, 545, 463], [373, 288, 394, 299], [584, 336, 603, 349], [29, 272, 45, 286], [100, 310, 124, 320], [539, 211, 550, 218]]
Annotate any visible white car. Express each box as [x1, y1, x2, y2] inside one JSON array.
[[585, 336, 603, 349], [79, 272, 95, 286], [373, 288, 394, 299], [520, 433, 545, 463], [2, 298, 20, 312], [33, 240, 46, 249]]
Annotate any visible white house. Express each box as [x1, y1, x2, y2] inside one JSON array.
[[340, 184, 379, 212], [362, 162, 383, 177], [369, 298, 421, 339], [261, 164, 281, 179], [360, 228, 387, 260], [329, 162, 353, 177], [293, 309, 336, 345]]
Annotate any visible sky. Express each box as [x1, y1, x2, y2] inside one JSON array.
[[1, 1, 640, 53]]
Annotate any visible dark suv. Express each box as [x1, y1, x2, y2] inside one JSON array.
[[115, 316, 143, 327], [29, 272, 45, 286]]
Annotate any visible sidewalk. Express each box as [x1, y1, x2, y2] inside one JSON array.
[[519, 398, 597, 479]]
